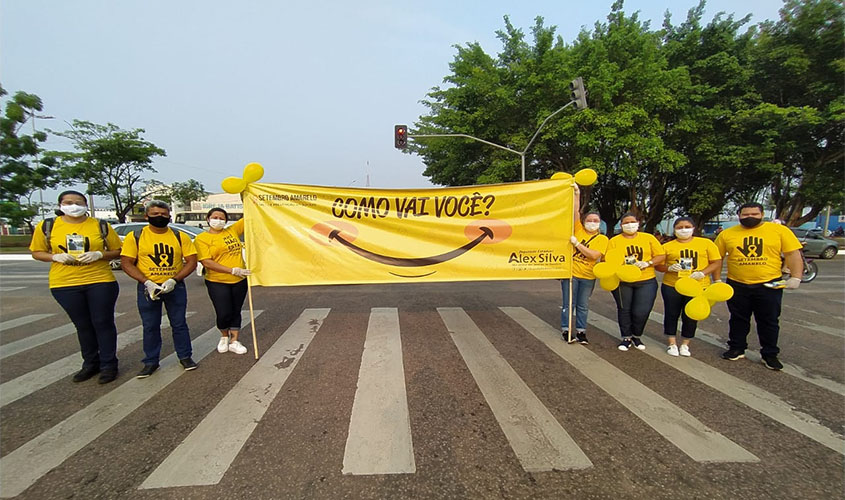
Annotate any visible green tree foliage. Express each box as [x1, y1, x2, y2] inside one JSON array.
[[169, 179, 209, 207]]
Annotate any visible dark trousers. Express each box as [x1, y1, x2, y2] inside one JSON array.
[[726, 278, 783, 356], [611, 278, 658, 338], [661, 284, 697, 338], [136, 281, 192, 365], [51, 281, 120, 371], [204, 279, 248, 330]]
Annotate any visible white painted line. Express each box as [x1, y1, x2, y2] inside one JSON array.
[[0, 314, 54, 332], [589, 312, 845, 455], [439, 307, 592, 472], [0, 274, 50, 279], [0, 255, 34, 261], [0, 287, 25, 292], [649, 311, 845, 397], [343, 308, 415, 475], [0, 313, 194, 408], [783, 303, 844, 321], [139, 309, 328, 489], [781, 317, 844, 339], [0, 310, 263, 499], [0, 313, 126, 360], [501, 307, 758, 464]]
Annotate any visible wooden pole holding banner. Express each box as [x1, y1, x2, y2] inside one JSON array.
[[567, 182, 575, 344], [247, 274, 259, 360]]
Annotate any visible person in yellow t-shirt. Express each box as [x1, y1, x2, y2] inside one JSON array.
[[120, 200, 198, 378], [29, 190, 123, 384], [714, 202, 803, 371], [194, 208, 251, 355], [561, 184, 608, 345], [655, 217, 722, 358], [606, 212, 666, 351]]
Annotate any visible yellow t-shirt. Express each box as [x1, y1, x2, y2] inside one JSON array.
[[606, 232, 666, 281], [571, 220, 609, 279], [120, 226, 197, 283], [715, 222, 802, 284], [194, 219, 246, 284], [661, 237, 722, 287], [29, 217, 121, 289]]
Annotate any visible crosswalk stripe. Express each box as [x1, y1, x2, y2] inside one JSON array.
[[0, 313, 195, 408], [588, 312, 845, 455], [501, 307, 759, 463], [0, 287, 25, 292], [648, 311, 845, 397], [439, 307, 592, 472], [0, 310, 263, 499], [139, 309, 327, 489], [0, 314, 54, 332], [343, 308, 415, 475], [0, 313, 127, 360]]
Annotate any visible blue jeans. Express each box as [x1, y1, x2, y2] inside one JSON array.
[[52, 281, 120, 371], [561, 277, 596, 331], [611, 278, 658, 338], [136, 281, 192, 365], [661, 284, 697, 338]]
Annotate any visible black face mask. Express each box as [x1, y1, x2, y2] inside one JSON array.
[[148, 215, 170, 228], [739, 217, 762, 228]]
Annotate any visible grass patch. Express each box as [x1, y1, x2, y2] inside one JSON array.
[[0, 235, 32, 247]]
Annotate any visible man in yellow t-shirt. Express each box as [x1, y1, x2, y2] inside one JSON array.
[[714, 202, 803, 371], [120, 200, 198, 378]]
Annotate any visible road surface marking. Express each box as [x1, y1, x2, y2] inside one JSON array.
[[0, 313, 194, 408], [0, 314, 54, 332], [0, 287, 25, 292], [439, 307, 592, 472], [589, 311, 845, 455], [0, 310, 263, 499], [501, 307, 758, 464], [139, 309, 327, 488], [0, 313, 126, 360], [343, 308, 415, 475], [781, 317, 844, 339]]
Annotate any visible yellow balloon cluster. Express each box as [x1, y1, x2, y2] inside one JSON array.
[[551, 168, 598, 187], [675, 278, 734, 321], [222, 162, 265, 194], [592, 248, 641, 291]]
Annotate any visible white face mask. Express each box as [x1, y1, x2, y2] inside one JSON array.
[[675, 228, 694, 239], [584, 222, 601, 232], [60, 204, 88, 217], [208, 219, 227, 230], [621, 222, 639, 234]]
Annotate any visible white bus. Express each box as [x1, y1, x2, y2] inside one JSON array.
[[174, 210, 243, 228]]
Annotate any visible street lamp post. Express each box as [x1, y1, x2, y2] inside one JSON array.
[[31, 113, 55, 220]]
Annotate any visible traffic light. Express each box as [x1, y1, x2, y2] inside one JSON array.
[[570, 77, 588, 110], [394, 125, 408, 149]]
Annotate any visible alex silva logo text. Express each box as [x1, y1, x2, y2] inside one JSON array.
[[508, 251, 566, 264]]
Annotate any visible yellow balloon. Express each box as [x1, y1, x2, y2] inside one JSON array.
[[684, 295, 711, 321], [574, 168, 598, 186], [704, 282, 734, 302], [675, 277, 704, 297], [221, 176, 247, 194], [599, 275, 621, 291], [551, 172, 573, 180], [593, 262, 615, 279], [616, 264, 641, 282], [604, 248, 626, 267], [242, 162, 265, 183]]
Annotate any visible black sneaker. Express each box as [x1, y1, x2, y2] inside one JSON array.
[[721, 348, 745, 361], [72, 366, 100, 383], [618, 338, 633, 351], [761, 356, 783, 371], [136, 364, 159, 379], [98, 370, 118, 384], [576, 332, 589, 345], [179, 358, 198, 371], [631, 337, 646, 350], [563, 330, 577, 344]]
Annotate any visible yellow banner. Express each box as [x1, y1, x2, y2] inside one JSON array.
[[243, 179, 574, 286]]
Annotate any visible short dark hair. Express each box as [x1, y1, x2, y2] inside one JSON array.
[[206, 207, 228, 221], [581, 211, 601, 223], [620, 212, 639, 222], [737, 202, 764, 214], [673, 216, 695, 228], [57, 190, 87, 205]]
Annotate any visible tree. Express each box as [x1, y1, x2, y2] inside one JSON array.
[[169, 179, 209, 208], [0, 85, 61, 230], [50, 120, 166, 223]]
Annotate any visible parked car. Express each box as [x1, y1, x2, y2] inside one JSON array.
[[109, 223, 205, 272], [790, 228, 840, 259]]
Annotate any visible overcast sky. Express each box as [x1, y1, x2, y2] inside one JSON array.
[[2, 0, 784, 206]]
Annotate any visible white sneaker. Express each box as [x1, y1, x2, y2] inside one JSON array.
[[679, 345, 691, 357], [228, 340, 247, 355], [217, 336, 229, 353], [667, 344, 679, 356]]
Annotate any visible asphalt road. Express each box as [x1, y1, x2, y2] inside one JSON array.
[[0, 256, 843, 499]]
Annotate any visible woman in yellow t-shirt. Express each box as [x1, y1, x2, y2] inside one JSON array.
[[194, 208, 251, 355], [655, 217, 722, 357], [606, 212, 666, 351], [29, 190, 123, 384]]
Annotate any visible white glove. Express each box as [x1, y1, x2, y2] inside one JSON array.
[[144, 280, 162, 300], [785, 277, 801, 289], [76, 251, 103, 264], [690, 271, 706, 280], [159, 278, 177, 294], [230, 267, 251, 277], [52, 253, 77, 264], [634, 260, 650, 270], [569, 236, 579, 246], [667, 263, 682, 272]]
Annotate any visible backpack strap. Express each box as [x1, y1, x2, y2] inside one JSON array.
[[98, 219, 110, 250], [43, 217, 110, 250], [133, 226, 182, 246]]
